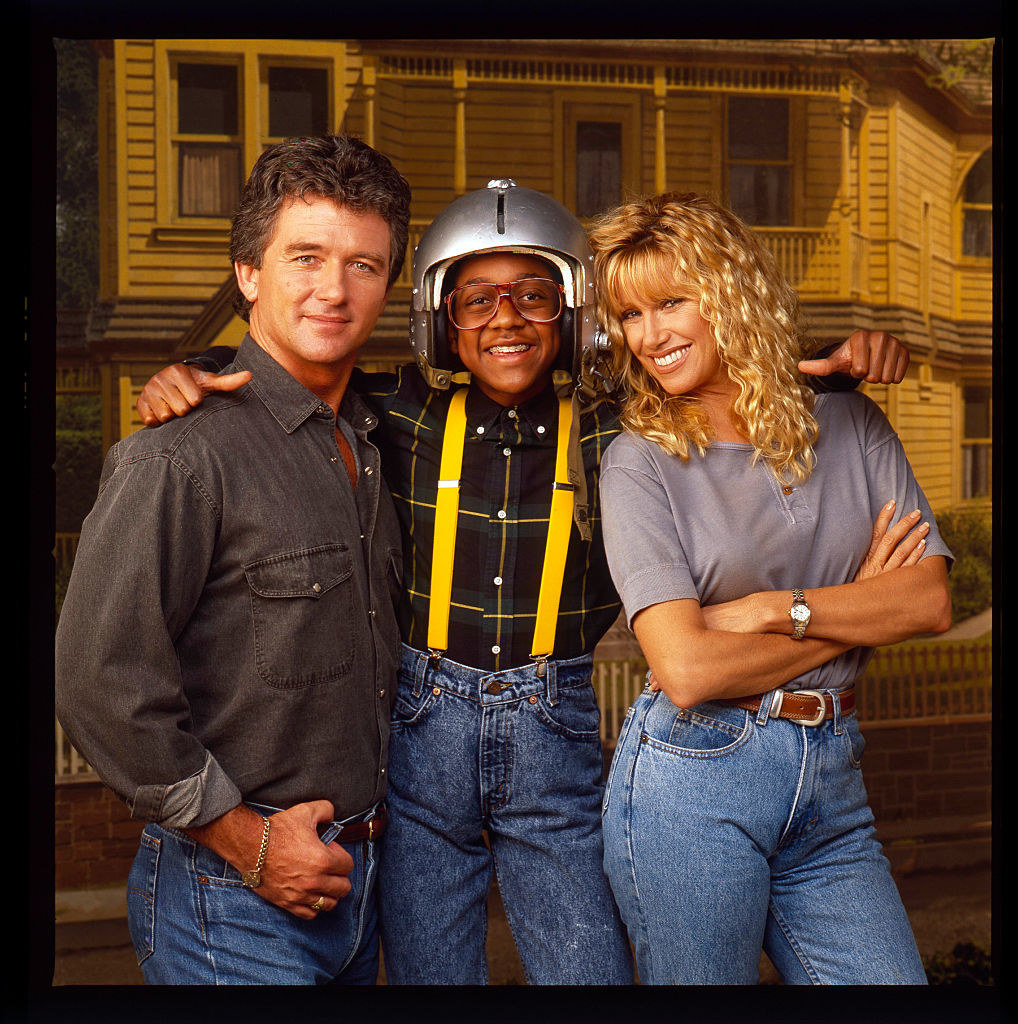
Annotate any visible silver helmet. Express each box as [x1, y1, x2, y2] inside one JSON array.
[[409, 179, 611, 397]]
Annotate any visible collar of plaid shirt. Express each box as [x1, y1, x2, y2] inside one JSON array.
[[356, 366, 624, 672]]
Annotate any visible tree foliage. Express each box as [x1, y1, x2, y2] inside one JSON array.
[[936, 507, 992, 623], [56, 39, 99, 308]]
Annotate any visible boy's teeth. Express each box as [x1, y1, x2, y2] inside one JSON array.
[[490, 344, 529, 353]]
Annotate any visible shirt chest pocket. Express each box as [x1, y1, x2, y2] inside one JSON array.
[[244, 544, 356, 689]]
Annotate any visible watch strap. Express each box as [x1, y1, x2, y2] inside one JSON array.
[[790, 588, 810, 640]]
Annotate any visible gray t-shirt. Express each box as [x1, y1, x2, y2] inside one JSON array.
[[599, 390, 952, 692]]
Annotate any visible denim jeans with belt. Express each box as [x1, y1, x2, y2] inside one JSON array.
[[602, 686, 927, 985], [126, 803, 382, 984], [376, 644, 634, 985]]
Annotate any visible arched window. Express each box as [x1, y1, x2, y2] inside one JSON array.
[[961, 149, 992, 258]]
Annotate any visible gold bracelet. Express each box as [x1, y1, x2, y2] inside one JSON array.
[[241, 815, 271, 889]]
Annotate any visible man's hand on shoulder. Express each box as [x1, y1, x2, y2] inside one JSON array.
[[184, 800, 354, 919], [798, 330, 909, 384], [137, 363, 252, 426]]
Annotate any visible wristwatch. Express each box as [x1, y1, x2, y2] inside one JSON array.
[[790, 588, 811, 640], [241, 816, 272, 889]]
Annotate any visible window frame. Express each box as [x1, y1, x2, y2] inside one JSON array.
[[958, 147, 992, 263], [723, 93, 803, 227], [554, 92, 642, 221], [153, 41, 346, 229], [959, 380, 992, 503]]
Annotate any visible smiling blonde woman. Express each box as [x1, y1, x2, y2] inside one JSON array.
[[590, 192, 953, 985]]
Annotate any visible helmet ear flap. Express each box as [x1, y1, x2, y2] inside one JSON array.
[[435, 300, 450, 353], [557, 307, 575, 370]]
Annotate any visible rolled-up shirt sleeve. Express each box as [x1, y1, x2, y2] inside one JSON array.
[[55, 443, 242, 827], [599, 436, 700, 628]]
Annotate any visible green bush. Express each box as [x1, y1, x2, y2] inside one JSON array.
[[924, 942, 993, 985], [55, 395, 103, 533], [935, 508, 992, 622]]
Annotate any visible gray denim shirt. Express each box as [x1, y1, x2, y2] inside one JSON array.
[[55, 336, 403, 827]]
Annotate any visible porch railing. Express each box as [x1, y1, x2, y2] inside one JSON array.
[[592, 637, 992, 747], [395, 220, 848, 298], [55, 638, 991, 780]]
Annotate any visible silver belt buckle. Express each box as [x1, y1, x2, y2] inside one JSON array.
[[793, 689, 828, 727]]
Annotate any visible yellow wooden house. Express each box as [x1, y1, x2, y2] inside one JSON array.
[[83, 37, 993, 511]]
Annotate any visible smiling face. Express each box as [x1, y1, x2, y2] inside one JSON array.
[[446, 252, 563, 407], [618, 287, 734, 409], [235, 195, 392, 406]]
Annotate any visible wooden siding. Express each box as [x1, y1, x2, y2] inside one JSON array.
[[94, 39, 992, 505], [663, 95, 715, 194]]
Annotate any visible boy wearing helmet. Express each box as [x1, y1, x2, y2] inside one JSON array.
[[137, 175, 909, 985]]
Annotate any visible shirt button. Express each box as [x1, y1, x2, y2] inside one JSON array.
[[365, 466, 374, 476], [503, 447, 512, 456], [491, 645, 501, 655], [330, 456, 338, 464], [369, 609, 376, 617], [536, 425, 546, 434], [476, 425, 485, 435], [493, 576, 503, 586], [312, 583, 322, 593], [507, 409, 517, 419], [782, 486, 793, 495], [497, 510, 506, 519], [378, 689, 385, 698]]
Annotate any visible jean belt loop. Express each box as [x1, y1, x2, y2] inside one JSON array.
[[545, 659, 559, 706], [413, 650, 428, 697], [755, 689, 777, 727], [831, 688, 844, 735]]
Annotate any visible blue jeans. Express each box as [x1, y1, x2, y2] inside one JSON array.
[[602, 686, 927, 985], [376, 644, 634, 985], [126, 804, 381, 984]]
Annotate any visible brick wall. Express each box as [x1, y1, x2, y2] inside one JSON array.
[[54, 718, 991, 893], [855, 719, 991, 823], [55, 780, 144, 890]]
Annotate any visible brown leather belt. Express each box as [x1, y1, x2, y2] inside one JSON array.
[[334, 806, 387, 843], [720, 686, 854, 727]]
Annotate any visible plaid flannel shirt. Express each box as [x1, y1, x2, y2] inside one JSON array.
[[355, 365, 623, 672]]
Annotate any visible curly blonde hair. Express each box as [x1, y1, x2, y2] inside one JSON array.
[[589, 192, 818, 485]]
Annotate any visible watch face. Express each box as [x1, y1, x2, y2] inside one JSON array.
[[791, 605, 810, 622]]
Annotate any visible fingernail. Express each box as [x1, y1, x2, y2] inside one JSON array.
[[910, 509, 921, 518], [885, 500, 896, 510]]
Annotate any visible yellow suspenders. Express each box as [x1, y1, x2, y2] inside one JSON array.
[[427, 388, 576, 667], [427, 388, 468, 654]]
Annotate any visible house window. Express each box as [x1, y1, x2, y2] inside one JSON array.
[[267, 65, 329, 138], [726, 96, 790, 225], [175, 61, 242, 218], [961, 384, 991, 500], [962, 149, 992, 258], [575, 121, 622, 219]]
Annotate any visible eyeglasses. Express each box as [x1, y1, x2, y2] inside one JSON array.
[[445, 278, 564, 330]]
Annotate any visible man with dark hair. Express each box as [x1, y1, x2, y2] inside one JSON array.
[[55, 134, 411, 985]]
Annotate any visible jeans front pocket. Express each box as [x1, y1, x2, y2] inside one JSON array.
[[531, 682, 601, 742], [245, 543, 354, 688], [390, 679, 442, 731], [126, 829, 160, 965], [644, 699, 752, 759]]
